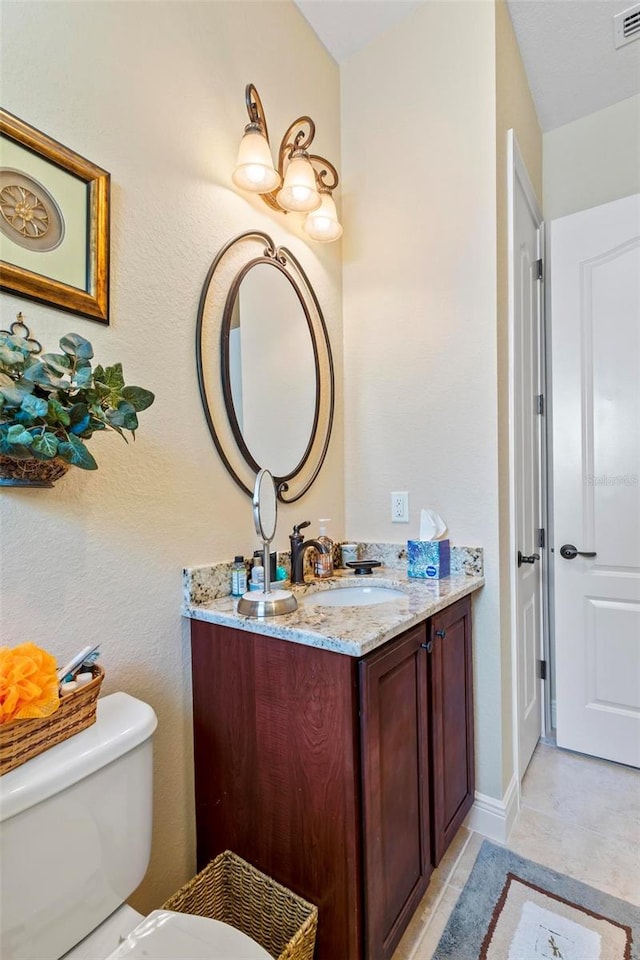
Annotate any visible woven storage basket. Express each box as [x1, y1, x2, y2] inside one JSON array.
[[0, 665, 104, 776], [162, 850, 318, 960]]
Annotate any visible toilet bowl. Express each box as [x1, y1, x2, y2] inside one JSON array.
[[0, 693, 270, 960]]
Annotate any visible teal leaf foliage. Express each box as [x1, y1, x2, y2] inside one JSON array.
[[21, 361, 65, 390], [47, 398, 71, 426], [68, 402, 91, 436], [58, 435, 98, 470], [31, 432, 59, 459], [21, 394, 49, 419], [59, 333, 94, 360], [121, 386, 155, 412], [74, 365, 93, 388], [106, 401, 139, 432], [0, 371, 34, 406], [7, 424, 33, 447]]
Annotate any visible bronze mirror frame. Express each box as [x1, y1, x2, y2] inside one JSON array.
[[196, 231, 335, 503]]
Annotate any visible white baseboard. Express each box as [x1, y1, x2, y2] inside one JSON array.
[[465, 773, 519, 844]]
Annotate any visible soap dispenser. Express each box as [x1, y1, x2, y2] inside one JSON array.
[[249, 555, 265, 591], [314, 519, 334, 578]]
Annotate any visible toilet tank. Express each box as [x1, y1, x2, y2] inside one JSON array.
[[0, 692, 157, 960]]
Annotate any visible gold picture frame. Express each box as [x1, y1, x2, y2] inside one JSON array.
[[0, 109, 110, 324]]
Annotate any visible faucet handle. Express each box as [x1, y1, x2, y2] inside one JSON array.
[[292, 521, 311, 536]]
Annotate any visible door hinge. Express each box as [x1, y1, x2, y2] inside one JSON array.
[[536, 259, 543, 281], [538, 528, 545, 549], [537, 659, 547, 681], [536, 394, 544, 415]]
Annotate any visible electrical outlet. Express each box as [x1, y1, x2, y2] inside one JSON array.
[[391, 491, 409, 523]]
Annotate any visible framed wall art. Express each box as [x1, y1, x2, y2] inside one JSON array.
[[0, 109, 110, 324]]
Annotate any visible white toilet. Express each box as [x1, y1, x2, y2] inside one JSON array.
[[0, 692, 272, 960]]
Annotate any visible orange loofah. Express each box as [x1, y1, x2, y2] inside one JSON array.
[[0, 642, 60, 724]]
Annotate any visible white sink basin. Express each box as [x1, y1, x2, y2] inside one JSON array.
[[303, 586, 407, 607]]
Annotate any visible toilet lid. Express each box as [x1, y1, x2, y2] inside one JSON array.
[[106, 910, 273, 959]]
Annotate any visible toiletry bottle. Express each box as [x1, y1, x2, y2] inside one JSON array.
[[250, 555, 265, 591], [231, 555, 248, 596], [315, 519, 334, 578]]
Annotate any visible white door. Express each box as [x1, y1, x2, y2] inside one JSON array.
[[509, 133, 545, 780], [551, 194, 640, 768]]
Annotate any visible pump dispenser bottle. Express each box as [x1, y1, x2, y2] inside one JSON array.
[[249, 555, 265, 591], [314, 519, 334, 578]]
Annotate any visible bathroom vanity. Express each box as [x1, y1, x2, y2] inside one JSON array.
[[186, 569, 482, 960]]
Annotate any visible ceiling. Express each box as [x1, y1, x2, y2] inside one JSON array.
[[294, 0, 640, 131]]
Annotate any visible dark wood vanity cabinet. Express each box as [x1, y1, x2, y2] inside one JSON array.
[[190, 595, 474, 960]]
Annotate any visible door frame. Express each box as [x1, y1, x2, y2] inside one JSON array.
[[506, 129, 550, 793]]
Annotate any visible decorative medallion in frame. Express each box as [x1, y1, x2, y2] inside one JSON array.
[[0, 109, 110, 324]]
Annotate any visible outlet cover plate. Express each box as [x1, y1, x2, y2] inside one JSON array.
[[391, 491, 409, 523]]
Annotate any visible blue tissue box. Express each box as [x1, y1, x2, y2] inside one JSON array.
[[407, 539, 451, 579]]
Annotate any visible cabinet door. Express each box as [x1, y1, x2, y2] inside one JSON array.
[[360, 625, 432, 960], [429, 595, 474, 864], [191, 621, 363, 960]]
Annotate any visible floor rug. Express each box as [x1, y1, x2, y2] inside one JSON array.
[[432, 840, 640, 960]]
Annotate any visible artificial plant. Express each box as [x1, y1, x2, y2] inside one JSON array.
[[0, 324, 154, 470]]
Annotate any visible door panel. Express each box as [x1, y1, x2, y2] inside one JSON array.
[[551, 194, 640, 767], [522, 594, 539, 727], [586, 598, 640, 711]]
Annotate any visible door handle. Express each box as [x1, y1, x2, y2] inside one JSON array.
[[421, 641, 433, 654], [560, 544, 597, 560], [517, 551, 540, 567]]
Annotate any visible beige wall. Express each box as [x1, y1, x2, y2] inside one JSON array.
[[341, 1, 505, 800], [0, 0, 343, 910], [544, 94, 640, 221], [495, 0, 542, 791]]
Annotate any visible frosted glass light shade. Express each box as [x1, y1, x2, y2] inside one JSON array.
[[232, 129, 281, 193], [304, 192, 343, 242], [276, 155, 321, 212]]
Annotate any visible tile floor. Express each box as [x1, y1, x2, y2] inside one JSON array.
[[391, 742, 640, 960]]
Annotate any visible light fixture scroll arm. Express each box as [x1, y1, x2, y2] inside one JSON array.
[[277, 116, 316, 177], [245, 83, 271, 143], [309, 155, 340, 193]]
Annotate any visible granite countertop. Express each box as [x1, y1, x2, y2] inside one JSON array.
[[182, 567, 484, 658]]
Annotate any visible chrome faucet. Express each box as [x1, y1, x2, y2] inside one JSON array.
[[290, 521, 330, 585]]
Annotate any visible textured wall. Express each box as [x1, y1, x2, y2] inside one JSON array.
[[495, 0, 543, 792], [341, 2, 504, 800], [543, 94, 640, 221], [0, 0, 343, 911]]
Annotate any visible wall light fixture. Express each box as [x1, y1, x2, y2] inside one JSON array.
[[232, 84, 343, 243]]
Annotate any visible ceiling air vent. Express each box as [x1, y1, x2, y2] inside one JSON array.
[[614, 3, 640, 48]]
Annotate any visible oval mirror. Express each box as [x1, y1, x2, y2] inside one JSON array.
[[197, 232, 334, 503], [253, 468, 277, 543], [224, 262, 318, 478]]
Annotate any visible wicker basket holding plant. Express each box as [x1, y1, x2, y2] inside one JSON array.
[[0, 315, 154, 486]]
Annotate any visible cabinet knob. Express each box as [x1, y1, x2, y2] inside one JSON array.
[[435, 629, 446, 639], [421, 640, 433, 654]]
